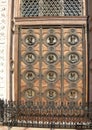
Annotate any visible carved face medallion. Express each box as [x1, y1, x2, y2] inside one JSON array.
[[45, 52, 58, 64], [67, 52, 80, 64], [66, 89, 79, 100], [46, 71, 57, 82], [24, 89, 35, 99], [67, 34, 79, 45], [25, 35, 36, 46], [67, 71, 79, 82], [46, 35, 57, 46], [24, 52, 36, 64], [24, 71, 36, 82], [46, 89, 57, 100]]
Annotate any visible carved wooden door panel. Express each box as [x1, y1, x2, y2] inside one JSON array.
[[16, 26, 88, 105]]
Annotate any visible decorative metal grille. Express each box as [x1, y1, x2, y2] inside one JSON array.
[[0, 100, 92, 129], [21, 0, 83, 17], [41, 0, 62, 16], [1, 25, 88, 128], [17, 26, 87, 107], [21, 0, 39, 16], [64, 0, 82, 16]]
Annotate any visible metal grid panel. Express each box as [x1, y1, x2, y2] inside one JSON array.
[[42, 0, 62, 16], [17, 26, 87, 106], [21, 0, 83, 17], [21, 0, 39, 16], [64, 0, 82, 16]]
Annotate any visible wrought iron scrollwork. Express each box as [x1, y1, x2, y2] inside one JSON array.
[[0, 99, 4, 122], [0, 100, 92, 129]]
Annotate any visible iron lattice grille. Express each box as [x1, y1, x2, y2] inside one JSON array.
[[21, 0, 39, 16], [17, 26, 87, 106], [21, 0, 83, 17], [41, 0, 62, 16], [64, 0, 82, 16]]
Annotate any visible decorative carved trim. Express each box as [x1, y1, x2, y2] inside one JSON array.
[[15, 17, 87, 26]]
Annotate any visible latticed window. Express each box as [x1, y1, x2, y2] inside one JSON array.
[[21, 0, 83, 17], [64, 0, 82, 16], [21, 0, 39, 16]]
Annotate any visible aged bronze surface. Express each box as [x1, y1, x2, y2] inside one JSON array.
[[14, 26, 87, 105]]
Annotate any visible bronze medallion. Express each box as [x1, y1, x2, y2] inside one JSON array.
[[24, 88, 35, 99], [46, 71, 57, 82], [23, 70, 36, 82], [66, 52, 80, 65], [67, 71, 79, 82], [23, 52, 36, 65], [25, 35, 36, 46], [66, 89, 80, 101], [46, 89, 57, 100], [67, 34, 79, 46], [46, 35, 57, 46], [45, 52, 58, 64]]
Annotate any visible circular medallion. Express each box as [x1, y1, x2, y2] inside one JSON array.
[[46, 89, 57, 100], [65, 52, 80, 65], [23, 52, 36, 65], [67, 71, 79, 82], [66, 89, 80, 101], [23, 70, 36, 82], [45, 52, 58, 64], [46, 71, 57, 82], [67, 34, 79, 46], [25, 35, 36, 46], [46, 35, 57, 46], [24, 88, 35, 99]]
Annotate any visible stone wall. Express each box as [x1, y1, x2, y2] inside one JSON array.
[[0, 0, 8, 99], [88, 0, 92, 102]]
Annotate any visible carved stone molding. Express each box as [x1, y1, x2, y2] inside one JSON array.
[[0, 0, 8, 99], [90, 59, 92, 72]]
